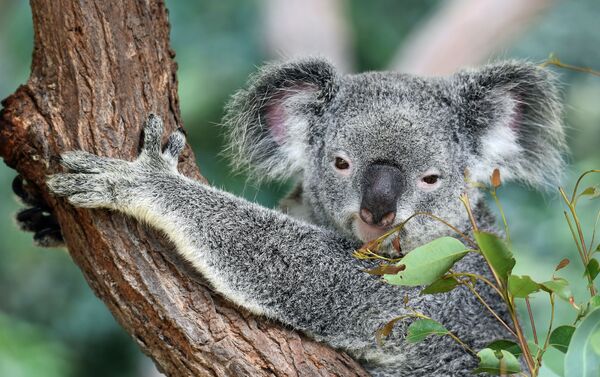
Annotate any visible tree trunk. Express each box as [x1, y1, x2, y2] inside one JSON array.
[[0, 1, 368, 376]]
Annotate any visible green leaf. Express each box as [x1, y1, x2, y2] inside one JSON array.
[[508, 275, 540, 298], [420, 276, 460, 294], [485, 339, 522, 357], [549, 325, 576, 353], [473, 348, 521, 375], [580, 186, 600, 200], [384, 237, 468, 287], [406, 319, 449, 343], [585, 259, 599, 282], [474, 232, 515, 286], [541, 278, 573, 302], [590, 331, 600, 356], [589, 296, 600, 310], [565, 308, 600, 377]]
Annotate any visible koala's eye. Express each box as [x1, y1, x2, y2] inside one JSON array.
[[422, 175, 439, 185], [334, 157, 350, 170], [418, 171, 442, 192]]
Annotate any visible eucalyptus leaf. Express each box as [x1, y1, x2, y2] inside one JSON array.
[[579, 186, 599, 200], [589, 331, 600, 356], [589, 296, 600, 310], [406, 319, 448, 343], [474, 232, 515, 286], [541, 278, 573, 302], [565, 308, 600, 377], [473, 348, 521, 375], [549, 325, 576, 353], [420, 276, 460, 295], [485, 339, 522, 357], [585, 259, 599, 281], [508, 275, 540, 298], [384, 237, 468, 287]]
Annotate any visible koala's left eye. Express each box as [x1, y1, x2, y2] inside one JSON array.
[[418, 171, 442, 191], [422, 175, 439, 184], [334, 157, 350, 170]]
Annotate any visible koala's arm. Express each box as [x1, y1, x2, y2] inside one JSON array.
[[48, 116, 507, 375]]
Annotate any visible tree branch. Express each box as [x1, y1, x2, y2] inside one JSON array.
[[0, 1, 368, 376]]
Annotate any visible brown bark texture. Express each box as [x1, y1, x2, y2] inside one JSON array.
[[0, 1, 368, 376]]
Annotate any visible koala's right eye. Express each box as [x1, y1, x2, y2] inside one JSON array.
[[334, 157, 350, 170]]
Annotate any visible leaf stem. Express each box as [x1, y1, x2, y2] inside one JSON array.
[[490, 189, 511, 247], [541, 55, 600, 77], [525, 297, 538, 345], [463, 282, 517, 338], [537, 294, 555, 373], [459, 193, 479, 233], [448, 272, 503, 297], [508, 301, 537, 375]]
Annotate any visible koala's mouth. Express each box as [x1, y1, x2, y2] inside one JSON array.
[[352, 217, 394, 243]]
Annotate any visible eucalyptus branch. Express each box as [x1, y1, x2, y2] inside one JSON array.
[[537, 294, 555, 371], [541, 54, 600, 77], [447, 272, 503, 298], [525, 297, 538, 345], [463, 281, 517, 338], [588, 211, 600, 256], [490, 189, 511, 247]]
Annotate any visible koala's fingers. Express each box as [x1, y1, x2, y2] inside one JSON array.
[[66, 192, 112, 208], [16, 207, 59, 232], [141, 114, 164, 156], [33, 227, 65, 248], [61, 150, 127, 174], [12, 175, 46, 208], [47, 173, 108, 197], [162, 128, 186, 166]]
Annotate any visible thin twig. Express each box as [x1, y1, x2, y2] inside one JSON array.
[[541, 55, 600, 77], [537, 294, 555, 372], [525, 297, 538, 345], [464, 282, 517, 338]]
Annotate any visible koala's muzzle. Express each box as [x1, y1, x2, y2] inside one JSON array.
[[360, 163, 403, 227]]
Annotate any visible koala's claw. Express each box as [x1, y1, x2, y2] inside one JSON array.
[[48, 114, 186, 210], [13, 175, 65, 247]]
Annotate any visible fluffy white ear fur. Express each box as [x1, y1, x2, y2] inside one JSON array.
[[262, 86, 320, 180], [223, 58, 338, 182], [459, 61, 567, 189], [469, 93, 523, 184]]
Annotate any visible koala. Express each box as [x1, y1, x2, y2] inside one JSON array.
[[18, 58, 565, 376]]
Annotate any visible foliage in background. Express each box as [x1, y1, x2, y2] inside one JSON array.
[[0, 0, 599, 376]]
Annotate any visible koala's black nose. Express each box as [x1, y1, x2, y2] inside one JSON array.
[[360, 163, 404, 227]]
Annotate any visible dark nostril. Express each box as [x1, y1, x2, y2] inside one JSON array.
[[360, 208, 396, 227], [379, 212, 396, 227], [360, 208, 374, 225]]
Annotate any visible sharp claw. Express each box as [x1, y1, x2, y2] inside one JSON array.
[[12, 175, 46, 207], [33, 228, 65, 248]]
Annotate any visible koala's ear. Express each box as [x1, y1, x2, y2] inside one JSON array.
[[451, 61, 567, 188], [223, 58, 338, 181]]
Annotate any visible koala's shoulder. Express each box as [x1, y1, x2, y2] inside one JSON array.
[[278, 184, 315, 223]]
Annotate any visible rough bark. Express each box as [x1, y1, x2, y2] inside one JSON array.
[[0, 1, 368, 376]]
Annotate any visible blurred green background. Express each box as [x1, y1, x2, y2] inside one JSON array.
[[0, 1, 599, 376]]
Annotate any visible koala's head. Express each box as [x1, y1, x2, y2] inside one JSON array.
[[224, 58, 566, 248]]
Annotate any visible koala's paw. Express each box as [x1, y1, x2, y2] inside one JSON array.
[[13, 175, 65, 248], [47, 114, 186, 210]]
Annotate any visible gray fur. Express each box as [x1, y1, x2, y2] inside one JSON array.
[[47, 59, 566, 376]]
